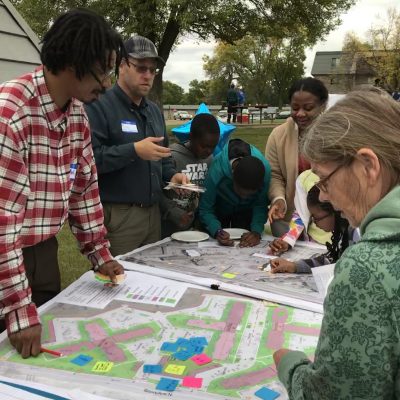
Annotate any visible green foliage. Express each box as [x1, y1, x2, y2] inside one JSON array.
[[204, 35, 305, 106], [162, 80, 185, 104], [183, 79, 210, 104], [11, 0, 355, 104]]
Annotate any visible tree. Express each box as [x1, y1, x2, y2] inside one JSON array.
[[162, 81, 184, 104], [203, 35, 305, 106], [339, 8, 400, 91], [183, 80, 210, 105], [11, 0, 356, 104]]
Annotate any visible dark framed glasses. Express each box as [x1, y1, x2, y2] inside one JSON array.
[[130, 62, 159, 75]]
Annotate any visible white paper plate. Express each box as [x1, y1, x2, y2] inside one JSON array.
[[171, 231, 209, 242], [223, 228, 249, 240]]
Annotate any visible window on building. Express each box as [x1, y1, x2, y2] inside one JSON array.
[[331, 58, 339, 68]]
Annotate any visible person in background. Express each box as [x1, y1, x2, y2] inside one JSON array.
[[274, 88, 400, 398], [270, 187, 355, 274], [0, 8, 125, 358], [265, 77, 328, 236], [226, 83, 239, 123], [199, 138, 271, 247], [268, 171, 332, 255], [238, 86, 246, 106], [160, 113, 220, 237], [86, 35, 188, 256]]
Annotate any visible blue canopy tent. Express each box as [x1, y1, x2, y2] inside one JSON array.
[[171, 103, 236, 155]]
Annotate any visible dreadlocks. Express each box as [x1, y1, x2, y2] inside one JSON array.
[[40, 8, 127, 79]]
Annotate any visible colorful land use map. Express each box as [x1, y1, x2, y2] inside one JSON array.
[[0, 287, 322, 399], [121, 239, 325, 305]]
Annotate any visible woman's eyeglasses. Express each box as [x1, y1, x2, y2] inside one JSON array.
[[315, 164, 345, 193]]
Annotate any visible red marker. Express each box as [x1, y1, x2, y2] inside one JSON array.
[[40, 347, 63, 357]]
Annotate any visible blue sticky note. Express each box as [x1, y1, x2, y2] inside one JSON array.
[[255, 386, 280, 400], [156, 377, 179, 392], [185, 344, 204, 355], [161, 342, 179, 352], [70, 354, 93, 366], [143, 364, 163, 374], [173, 350, 193, 361], [189, 336, 208, 347], [176, 338, 190, 347]]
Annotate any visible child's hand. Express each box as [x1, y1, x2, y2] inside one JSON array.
[[239, 232, 261, 247], [270, 258, 296, 273], [269, 238, 290, 255], [216, 229, 234, 246]]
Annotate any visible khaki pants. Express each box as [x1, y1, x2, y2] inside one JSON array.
[[103, 203, 161, 256]]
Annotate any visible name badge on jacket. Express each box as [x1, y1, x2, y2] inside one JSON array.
[[121, 120, 138, 133], [70, 163, 78, 181]]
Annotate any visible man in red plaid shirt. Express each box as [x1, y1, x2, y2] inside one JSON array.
[[0, 9, 126, 358]]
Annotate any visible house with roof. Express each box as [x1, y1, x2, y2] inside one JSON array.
[[311, 51, 376, 93], [0, 0, 41, 83]]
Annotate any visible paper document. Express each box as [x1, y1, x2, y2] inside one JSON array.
[[312, 263, 335, 298], [115, 270, 188, 307], [164, 181, 205, 193], [54, 271, 126, 309]]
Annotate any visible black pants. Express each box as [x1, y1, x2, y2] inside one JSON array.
[[227, 104, 237, 123], [219, 209, 252, 231], [0, 236, 60, 332]]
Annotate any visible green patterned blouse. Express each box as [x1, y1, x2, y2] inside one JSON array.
[[278, 185, 400, 399]]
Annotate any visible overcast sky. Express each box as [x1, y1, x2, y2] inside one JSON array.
[[163, 0, 399, 91]]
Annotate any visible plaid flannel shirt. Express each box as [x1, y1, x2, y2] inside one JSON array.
[[0, 67, 113, 334]]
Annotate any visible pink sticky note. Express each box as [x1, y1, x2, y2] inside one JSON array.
[[191, 353, 212, 365], [182, 376, 203, 388]]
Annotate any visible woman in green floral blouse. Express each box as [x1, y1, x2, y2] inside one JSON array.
[[274, 88, 400, 399]]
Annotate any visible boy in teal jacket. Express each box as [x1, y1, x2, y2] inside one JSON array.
[[199, 138, 271, 247]]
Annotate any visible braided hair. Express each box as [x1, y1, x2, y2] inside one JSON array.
[[325, 213, 349, 263], [307, 185, 349, 263], [41, 8, 127, 79]]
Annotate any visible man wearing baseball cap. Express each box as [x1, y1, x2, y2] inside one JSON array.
[[86, 36, 189, 256]]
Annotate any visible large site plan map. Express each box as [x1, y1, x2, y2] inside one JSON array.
[[0, 287, 322, 399], [121, 238, 325, 305]]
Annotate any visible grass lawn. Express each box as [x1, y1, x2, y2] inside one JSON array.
[[58, 122, 277, 289]]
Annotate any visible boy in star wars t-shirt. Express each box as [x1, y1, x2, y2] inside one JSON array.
[[161, 113, 220, 237]]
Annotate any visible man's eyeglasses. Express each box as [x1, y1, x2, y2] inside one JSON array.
[[90, 68, 115, 87], [130, 62, 159, 75], [315, 163, 345, 193]]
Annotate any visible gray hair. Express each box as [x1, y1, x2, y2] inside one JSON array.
[[301, 88, 400, 184]]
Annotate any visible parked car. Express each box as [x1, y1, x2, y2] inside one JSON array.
[[173, 110, 193, 120], [276, 110, 291, 119]]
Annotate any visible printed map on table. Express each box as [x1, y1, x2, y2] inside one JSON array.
[[0, 288, 322, 399], [121, 239, 325, 304]]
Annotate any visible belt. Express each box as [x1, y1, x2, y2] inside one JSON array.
[[127, 202, 153, 208]]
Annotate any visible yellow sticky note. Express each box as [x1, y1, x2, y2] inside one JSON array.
[[92, 361, 114, 372], [164, 364, 186, 375], [222, 273, 236, 279]]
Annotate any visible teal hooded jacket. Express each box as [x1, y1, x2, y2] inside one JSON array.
[[199, 140, 271, 237]]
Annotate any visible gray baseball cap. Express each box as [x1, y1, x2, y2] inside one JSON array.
[[124, 35, 165, 66]]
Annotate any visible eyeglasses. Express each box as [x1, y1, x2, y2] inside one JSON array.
[[90, 68, 115, 87], [315, 164, 345, 193], [310, 213, 332, 224], [129, 62, 159, 75]]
